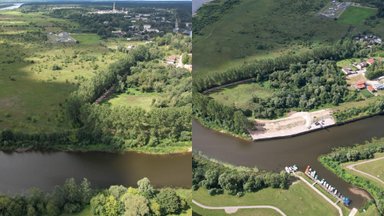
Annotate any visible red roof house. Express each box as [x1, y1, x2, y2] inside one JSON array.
[[367, 58, 375, 65], [355, 80, 366, 90]]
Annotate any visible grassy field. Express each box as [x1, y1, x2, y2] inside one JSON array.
[[193, 0, 384, 78], [343, 153, 384, 189], [192, 182, 339, 216], [209, 82, 274, 110], [338, 6, 377, 25], [107, 89, 160, 111], [355, 154, 384, 183], [0, 11, 123, 132]]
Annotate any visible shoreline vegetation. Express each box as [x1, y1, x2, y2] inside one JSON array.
[[0, 177, 192, 216], [319, 137, 384, 215]]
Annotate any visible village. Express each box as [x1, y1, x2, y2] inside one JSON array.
[[89, 2, 192, 39], [341, 36, 384, 97]]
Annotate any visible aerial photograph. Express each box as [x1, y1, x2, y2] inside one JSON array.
[[193, 0, 384, 215], [0, 0, 192, 215]]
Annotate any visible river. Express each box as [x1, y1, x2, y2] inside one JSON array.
[[0, 151, 191, 194], [0, 3, 23, 11], [193, 115, 384, 208]]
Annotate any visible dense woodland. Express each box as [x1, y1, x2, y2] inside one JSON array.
[[320, 138, 384, 214], [193, 154, 290, 196], [0, 178, 190, 216]]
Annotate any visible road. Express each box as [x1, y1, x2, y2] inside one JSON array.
[[192, 199, 287, 215]]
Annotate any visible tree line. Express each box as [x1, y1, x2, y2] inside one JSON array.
[[333, 98, 384, 123], [193, 153, 290, 196], [0, 178, 93, 216], [193, 92, 251, 136], [193, 40, 359, 92], [320, 138, 384, 214]]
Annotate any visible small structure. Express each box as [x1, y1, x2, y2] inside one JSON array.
[[367, 85, 376, 93], [367, 58, 375, 65], [47, 32, 77, 44], [355, 80, 366, 90], [166, 55, 178, 65], [342, 67, 354, 75]]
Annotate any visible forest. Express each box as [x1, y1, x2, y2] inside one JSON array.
[[320, 138, 384, 214], [0, 178, 190, 216], [192, 40, 363, 135], [192, 154, 290, 196]]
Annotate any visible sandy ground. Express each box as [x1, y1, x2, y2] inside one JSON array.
[[250, 109, 335, 140]]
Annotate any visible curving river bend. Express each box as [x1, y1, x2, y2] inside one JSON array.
[[193, 115, 384, 208], [0, 151, 191, 194]]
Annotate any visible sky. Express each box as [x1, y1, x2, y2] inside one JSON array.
[[0, 0, 191, 2]]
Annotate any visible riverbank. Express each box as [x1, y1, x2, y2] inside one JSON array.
[[250, 109, 335, 141], [319, 138, 384, 214], [9, 142, 192, 155]]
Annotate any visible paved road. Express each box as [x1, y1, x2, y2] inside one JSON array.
[[346, 156, 384, 186], [192, 199, 287, 215], [293, 172, 343, 216]]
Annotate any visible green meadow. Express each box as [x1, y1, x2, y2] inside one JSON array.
[[0, 11, 124, 132]]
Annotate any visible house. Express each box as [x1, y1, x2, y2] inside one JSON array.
[[355, 62, 367, 70], [367, 58, 375, 65], [367, 85, 376, 93], [355, 80, 366, 90]]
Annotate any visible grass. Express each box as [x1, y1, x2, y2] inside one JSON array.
[[71, 33, 101, 45], [0, 11, 123, 132], [343, 153, 384, 189], [107, 91, 160, 111], [361, 89, 374, 98], [355, 153, 384, 183], [192, 181, 339, 216], [209, 82, 274, 110], [338, 6, 377, 25]]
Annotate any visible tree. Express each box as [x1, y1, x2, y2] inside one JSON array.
[[122, 193, 150, 216], [137, 178, 154, 199], [155, 189, 181, 215]]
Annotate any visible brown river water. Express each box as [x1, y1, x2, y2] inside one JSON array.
[[0, 151, 191, 194], [193, 115, 384, 208]]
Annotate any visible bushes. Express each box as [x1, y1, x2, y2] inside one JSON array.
[[333, 99, 384, 122], [193, 154, 289, 196], [91, 179, 189, 216], [0, 178, 93, 216], [320, 138, 384, 214]]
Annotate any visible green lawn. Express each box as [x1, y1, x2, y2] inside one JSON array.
[[72, 33, 101, 45], [355, 155, 384, 183], [107, 91, 160, 111], [193, 182, 339, 216], [209, 82, 274, 110], [338, 6, 377, 25]]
